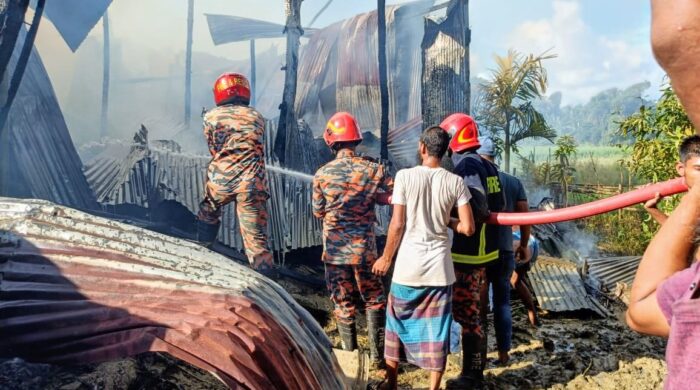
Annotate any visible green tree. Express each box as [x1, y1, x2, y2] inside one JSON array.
[[551, 135, 577, 206], [479, 49, 557, 172], [618, 84, 695, 182]]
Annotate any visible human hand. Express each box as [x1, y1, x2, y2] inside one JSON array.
[[516, 245, 530, 263], [644, 192, 663, 209], [372, 256, 392, 276]]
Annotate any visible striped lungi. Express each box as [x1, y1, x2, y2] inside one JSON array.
[[384, 283, 453, 371]]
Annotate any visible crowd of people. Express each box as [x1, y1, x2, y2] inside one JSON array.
[[312, 111, 536, 390], [193, 3, 700, 386]]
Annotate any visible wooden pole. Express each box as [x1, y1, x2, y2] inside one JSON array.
[[100, 10, 110, 138], [250, 39, 256, 107], [275, 0, 303, 165], [377, 0, 389, 161], [184, 0, 193, 127]]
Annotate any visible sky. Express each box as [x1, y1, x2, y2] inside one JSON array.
[[31, 0, 664, 143]]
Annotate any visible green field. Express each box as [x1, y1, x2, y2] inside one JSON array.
[[515, 144, 629, 166], [511, 144, 637, 186]]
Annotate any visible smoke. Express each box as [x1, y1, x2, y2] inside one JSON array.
[[560, 223, 599, 262]]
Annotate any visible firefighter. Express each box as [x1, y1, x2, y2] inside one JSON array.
[[196, 73, 273, 272], [440, 113, 505, 389], [312, 112, 393, 364]]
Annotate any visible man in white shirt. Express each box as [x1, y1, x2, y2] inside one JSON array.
[[372, 126, 475, 390]]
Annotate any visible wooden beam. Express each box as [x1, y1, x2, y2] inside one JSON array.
[[184, 0, 194, 127], [250, 39, 256, 107], [100, 10, 110, 138], [378, 0, 389, 160], [275, 0, 303, 165]]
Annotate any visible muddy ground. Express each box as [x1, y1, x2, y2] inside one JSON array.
[[0, 261, 668, 390]]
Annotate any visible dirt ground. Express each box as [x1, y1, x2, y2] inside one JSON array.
[[0, 264, 668, 390]]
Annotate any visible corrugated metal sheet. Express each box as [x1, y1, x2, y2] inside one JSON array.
[[2, 29, 97, 210], [585, 256, 641, 292], [0, 197, 344, 389], [206, 14, 317, 45], [39, 0, 112, 52], [529, 257, 607, 317], [83, 122, 326, 257], [295, 2, 431, 134], [421, 0, 470, 126]]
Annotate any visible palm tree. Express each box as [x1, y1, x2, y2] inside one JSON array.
[[480, 49, 557, 172]]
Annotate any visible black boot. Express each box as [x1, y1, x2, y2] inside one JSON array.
[[446, 334, 485, 389], [337, 321, 358, 351], [196, 219, 220, 246], [366, 309, 386, 364]]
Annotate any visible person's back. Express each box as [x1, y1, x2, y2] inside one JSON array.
[[372, 126, 473, 390], [203, 104, 266, 194], [197, 73, 273, 271], [313, 151, 391, 263], [392, 166, 464, 286], [392, 165, 466, 286]]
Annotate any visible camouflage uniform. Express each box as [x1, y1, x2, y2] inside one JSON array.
[[453, 267, 486, 336], [312, 149, 393, 324], [197, 104, 273, 269]]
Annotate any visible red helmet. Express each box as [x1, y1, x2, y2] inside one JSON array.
[[323, 112, 363, 148], [440, 113, 481, 153], [213, 73, 251, 106]]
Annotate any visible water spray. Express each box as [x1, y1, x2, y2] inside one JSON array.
[[266, 165, 314, 182]]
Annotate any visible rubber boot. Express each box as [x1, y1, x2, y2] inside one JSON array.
[[337, 321, 358, 351], [366, 309, 386, 364], [196, 219, 220, 246], [446, 334, 485, 390]]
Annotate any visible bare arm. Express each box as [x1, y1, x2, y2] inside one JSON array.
[[515, 200, 532, 262], [372, 204, 406, 276], [643, 192, 668, 225], [627, 184, 700, 336], [449, 203, 475, 236], [651, 0, 700, 129]]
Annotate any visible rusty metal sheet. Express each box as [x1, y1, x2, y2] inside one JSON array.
[[529, 257, 607, 317], [0, 197, 344, 390], [295, 2, 431, 134]]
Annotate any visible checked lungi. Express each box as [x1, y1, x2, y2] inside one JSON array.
[[384, 283, 453, 371]]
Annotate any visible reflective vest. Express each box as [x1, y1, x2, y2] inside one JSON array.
[[451, 153, 505, 267]]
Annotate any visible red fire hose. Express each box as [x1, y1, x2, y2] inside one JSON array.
[[376, 178, 688, 225]]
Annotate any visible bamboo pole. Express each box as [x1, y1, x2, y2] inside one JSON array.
[[184, 0, 194, 127], [100, 10, 110, 138]]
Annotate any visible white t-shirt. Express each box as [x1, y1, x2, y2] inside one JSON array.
[[391, 165, 471, 287]]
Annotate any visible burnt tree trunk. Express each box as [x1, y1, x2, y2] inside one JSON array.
[[421, 0, 470, 128], [100, 11, 110, 138], [184, 0, 193, 127], [275, 0, 303, 167], [377, 0, 389, 160]]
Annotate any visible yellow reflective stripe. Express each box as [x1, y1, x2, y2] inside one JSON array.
[[451, 250, 499, 265], [478, 225, 486, 256]]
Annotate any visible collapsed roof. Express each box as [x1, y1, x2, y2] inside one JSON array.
[[82, 123, 334, 256], [0, 197, 344, 389], [1, 28, 97, 210]]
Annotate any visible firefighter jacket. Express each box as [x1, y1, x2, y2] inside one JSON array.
[[451, 152, 505, 268]]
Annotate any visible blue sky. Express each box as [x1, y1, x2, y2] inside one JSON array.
[[36, 0, 664, 107]]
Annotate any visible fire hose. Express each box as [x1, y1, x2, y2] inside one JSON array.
[[376, 177, 688, 225]]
